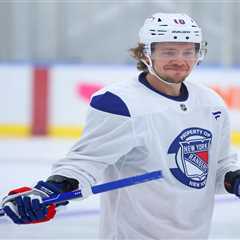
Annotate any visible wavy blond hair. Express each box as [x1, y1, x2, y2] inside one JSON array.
[[129, 43, 148, 72]]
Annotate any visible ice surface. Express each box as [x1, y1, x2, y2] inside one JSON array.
[[0, 138, 240, 239]]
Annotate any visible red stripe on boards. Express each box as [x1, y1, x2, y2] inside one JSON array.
[[31, 67, 49, 135]]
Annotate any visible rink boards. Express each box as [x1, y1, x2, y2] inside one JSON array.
[[0, 64, 240, 145]]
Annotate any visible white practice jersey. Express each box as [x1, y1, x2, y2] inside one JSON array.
[[52, 72, 239, 239]]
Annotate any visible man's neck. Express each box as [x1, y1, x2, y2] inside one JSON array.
[[146, 73, 182, 97]]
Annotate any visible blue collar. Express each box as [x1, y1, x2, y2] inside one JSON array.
[[138, 72, 189, 102]]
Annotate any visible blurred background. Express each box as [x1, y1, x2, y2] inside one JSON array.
[[0, 1, 240, 239], [0, 0, 239, 138], [0, 0, 239, 65]]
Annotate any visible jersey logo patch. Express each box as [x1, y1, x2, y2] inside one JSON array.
[[212, 111, 221, 120], [168, 127, 212, 189]]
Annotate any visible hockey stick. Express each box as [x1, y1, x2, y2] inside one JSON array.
[[0, 170, 162, 216]]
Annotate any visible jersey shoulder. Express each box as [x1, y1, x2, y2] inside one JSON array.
[[186, 81, 227, 108], [90, 79, 139, 117]]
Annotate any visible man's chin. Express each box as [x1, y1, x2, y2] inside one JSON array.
[[164, 75, 188, 84]]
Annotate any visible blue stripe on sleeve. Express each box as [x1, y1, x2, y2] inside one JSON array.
[[90, 91, 131, 117]]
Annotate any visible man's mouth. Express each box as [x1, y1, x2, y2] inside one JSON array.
[[163, 65, 189, 71]]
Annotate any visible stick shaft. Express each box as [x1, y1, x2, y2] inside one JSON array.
[[0, 170, 162, 216]]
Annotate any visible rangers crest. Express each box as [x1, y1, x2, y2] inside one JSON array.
[[168, 127, 212, 189]]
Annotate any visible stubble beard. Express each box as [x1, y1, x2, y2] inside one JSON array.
[[153, 62, 192, 84], [156, 70, 190, 84]]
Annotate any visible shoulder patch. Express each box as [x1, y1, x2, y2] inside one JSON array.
[[90, 91, 131, 117]]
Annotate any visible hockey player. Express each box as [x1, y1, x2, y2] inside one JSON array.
[[2, 13, 240, 239]]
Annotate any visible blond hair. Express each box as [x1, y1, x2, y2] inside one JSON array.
[[129, 43, 148, 72]]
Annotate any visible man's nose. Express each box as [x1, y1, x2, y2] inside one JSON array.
[[169, 57, 185, 65]]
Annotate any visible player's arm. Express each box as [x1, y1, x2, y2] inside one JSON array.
[[1, 91, 138, 224], [215, 108, 240, 195], [50, 91, 136, 196]]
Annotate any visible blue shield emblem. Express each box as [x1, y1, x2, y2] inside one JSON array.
[[168, 128, 212, 189]]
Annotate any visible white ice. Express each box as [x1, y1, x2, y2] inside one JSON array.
[[0, 138, 240, 239]]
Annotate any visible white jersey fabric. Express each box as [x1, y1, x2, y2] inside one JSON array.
[[52, 72, 239, 239]]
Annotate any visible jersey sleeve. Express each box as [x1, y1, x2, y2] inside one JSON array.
[[50, 91, 138, 197], [215, 108, 240, 194]]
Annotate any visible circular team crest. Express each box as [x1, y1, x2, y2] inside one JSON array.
[[168, 127, 212, 189]]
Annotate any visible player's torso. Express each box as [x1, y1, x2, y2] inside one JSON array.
[[102, 78, 226, 239], [112, 78, 225, 189], [132, 98, 223, 191], [100, 76, 225, 239]]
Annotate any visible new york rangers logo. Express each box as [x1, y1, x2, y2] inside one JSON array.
[[168, 127, 212, 189]]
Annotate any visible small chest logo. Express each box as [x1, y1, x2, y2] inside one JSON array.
[[212, 111, 221, 120], [168, 127, 212, 189]]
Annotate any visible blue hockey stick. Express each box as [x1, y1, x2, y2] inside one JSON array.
[[0, 170, 162, 216]]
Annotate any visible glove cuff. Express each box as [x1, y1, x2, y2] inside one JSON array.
[[35, 181, 62, 195], [46, 175, 79, 193]]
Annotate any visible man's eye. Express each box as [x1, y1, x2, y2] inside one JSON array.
[[161, 51, 176, 56], [183, 51, 195, 56]]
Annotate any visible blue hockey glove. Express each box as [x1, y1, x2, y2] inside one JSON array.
[[1, 175, 79, 224]]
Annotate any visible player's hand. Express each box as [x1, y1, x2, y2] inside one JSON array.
[[224, 170, 240, 197], [1, 181, 63, 224], [233, 178, 240, 197]]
